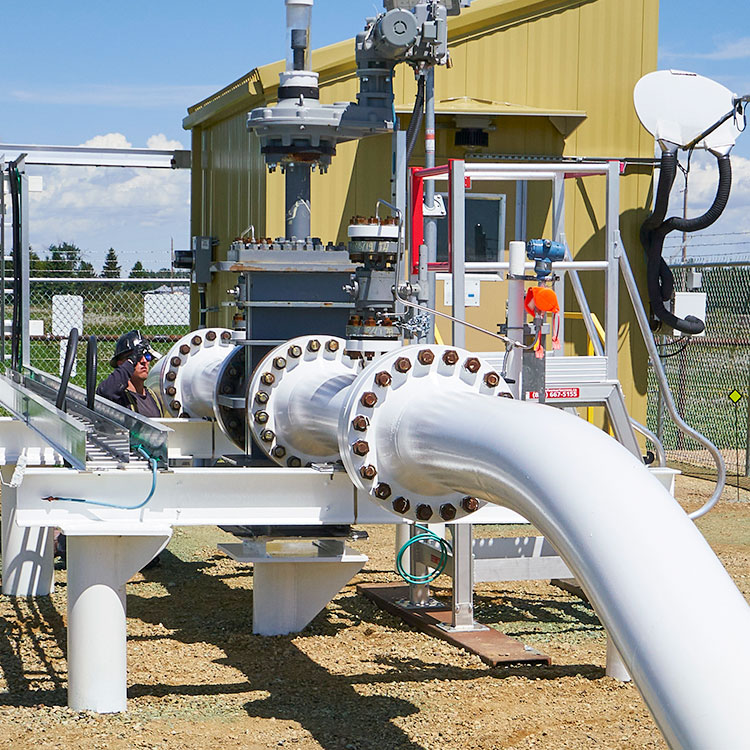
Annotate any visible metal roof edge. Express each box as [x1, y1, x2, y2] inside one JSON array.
[[183, 0, 595, 130]]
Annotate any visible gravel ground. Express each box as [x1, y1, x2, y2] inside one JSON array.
[[0, 474, 748, 749]]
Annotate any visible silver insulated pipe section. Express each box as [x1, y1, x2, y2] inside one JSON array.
[[251, 339, 750, 749]]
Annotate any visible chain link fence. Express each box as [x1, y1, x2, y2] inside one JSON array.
[[4, 277, 191, 387], [646, 259, 750, 481]]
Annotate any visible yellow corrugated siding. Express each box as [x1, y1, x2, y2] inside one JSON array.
[[186, 0, 659, 422]]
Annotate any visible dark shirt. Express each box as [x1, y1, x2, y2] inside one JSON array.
[[96, 361, 164, 417]]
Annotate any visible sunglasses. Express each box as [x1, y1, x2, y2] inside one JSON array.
[[139, 351, 154, 362]]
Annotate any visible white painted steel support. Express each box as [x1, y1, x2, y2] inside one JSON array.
[[605, 161, 620, 380], [407, 523, 431, 606], [514, 180, 527, 241], [1, 467, 54, 596], [448, 523, 479, 631], [67, 533, 170, 712], [384, 390, 750, 749], [552, 173, 566, 353], [605, 637, 631, 682], [450, 161, 466, 349], [220, 541, 367, 636], [395, 522, 410, 572], [506, 241, 526, 399]]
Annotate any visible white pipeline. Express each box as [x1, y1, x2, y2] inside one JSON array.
[[385, 391, 750, 749]]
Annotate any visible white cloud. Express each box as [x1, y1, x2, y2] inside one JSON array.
[[27, 132, 190, 269], [9, 84, 215, 109], [661, 36, 750, 62]]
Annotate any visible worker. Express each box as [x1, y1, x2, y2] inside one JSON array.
[[79, 329, 165, 571], [96, 330, 166, 417]]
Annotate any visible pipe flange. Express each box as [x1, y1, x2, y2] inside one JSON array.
[[247, 335, 358, 467], [338, 345, 513, 523], [157, 328, 236, 418], [214, 345, 248, 451]]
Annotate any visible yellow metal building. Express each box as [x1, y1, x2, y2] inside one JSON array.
[[183, 0, 659, 423]]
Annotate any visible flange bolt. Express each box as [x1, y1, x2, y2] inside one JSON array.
[[326, 340, 340, 352], [170, 357, 182, 367], [439, 503, 457, 521], [273, 356, 287, 370], [254, 411, 269, 424], [166, 386, 177, 397], [417, 349, 435, 365], [443, 350, 459, 365], [307, 339, 321, 352], [261, 372, 276, 386], [170, 400, 181, 411], [192, 335, 203, 346], [392, 497, 411, 514], [287, 456, 302, 468], [255, 392, 269, 405], [180, 344, 191, 355], [220, 331, 232, 341], [462, 496, 480, 513], [360, 392, 378, 408], [484, 371, 501, 387], [260, 429, 275, 443], [374, 371, 392, 387], [352, 416, 369, 432], [166, 371, 177, 382], [464, 357, 481, 373], [395, 357, 412, 373], [374, 483, 392, 500], [272, 446, 287, 459], [416, 504, 433, 521], [360, 465, 377, 480], [352, 440, 370, 457], [288, 345, 302, 359], [206, 330, 217, 341]]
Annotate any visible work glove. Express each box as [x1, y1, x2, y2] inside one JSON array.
[[127, 344, 146, 366]]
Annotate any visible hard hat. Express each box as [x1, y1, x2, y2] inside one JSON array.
[[110, 329, 148, 367]]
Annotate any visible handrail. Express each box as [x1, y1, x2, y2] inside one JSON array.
[[618, 241, 725, 519]]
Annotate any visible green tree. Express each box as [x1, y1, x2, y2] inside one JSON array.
[[129, 260, 147, 278], [78, 261, 96, 278], [101, 247, 121, 278], [48, 242, 83, 277]]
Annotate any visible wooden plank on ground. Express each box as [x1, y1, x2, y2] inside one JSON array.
[[357, 583, 550, 667]]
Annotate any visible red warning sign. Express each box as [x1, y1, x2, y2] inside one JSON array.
[[525, 387, 580, 400]]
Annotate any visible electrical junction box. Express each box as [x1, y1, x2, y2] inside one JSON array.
[[440, 273, 484, 307], [673, 291, 707, 337], [686, 268, 703, 290], [191, 236, 214, 285]]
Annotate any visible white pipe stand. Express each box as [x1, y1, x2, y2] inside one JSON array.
[[67, 533, 171, 713], [606, 636, 631, 682], [1, 471, 54, 596], [219, 540, 367, 636]]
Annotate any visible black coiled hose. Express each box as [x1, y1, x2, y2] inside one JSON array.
[[86, 335, 97, 411], [405, 73, 426, 165], [641, 149, 732, 334], [56, 327, 80, 412], [8, 166, 22, 371]]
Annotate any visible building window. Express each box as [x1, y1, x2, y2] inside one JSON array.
[[436, 194, 507, 263]]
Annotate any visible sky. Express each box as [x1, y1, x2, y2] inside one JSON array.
[[2, 0, 750, 271]]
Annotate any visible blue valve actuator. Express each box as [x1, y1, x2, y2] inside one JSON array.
[[526, 239, 566, 279]]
